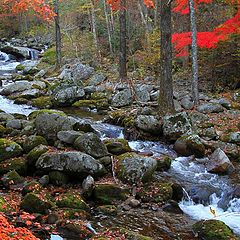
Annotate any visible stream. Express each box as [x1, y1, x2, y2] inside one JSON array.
[[0, 51, 240, 239]]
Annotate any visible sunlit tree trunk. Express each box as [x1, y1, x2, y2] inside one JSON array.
[[189, 0, 199, 105], [54, 0, 62, 68], [119, 0, 127, 80], [159, 0, 174, 114]]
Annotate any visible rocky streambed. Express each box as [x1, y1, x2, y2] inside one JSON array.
[[0, 48, 240, 240]]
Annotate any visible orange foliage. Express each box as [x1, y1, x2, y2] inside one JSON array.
[[0, 213, 39, 240]]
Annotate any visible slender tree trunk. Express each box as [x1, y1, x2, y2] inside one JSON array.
[[90, 0, 100, 57], [103, 0, 113, 54], [138, 0, 150, 33], [159, 0, 174, 114], [189, 0, 199, 105], [119, 0, 127, 81], [54, 0, 62, 68]]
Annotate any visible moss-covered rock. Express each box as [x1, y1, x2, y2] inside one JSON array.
[[22, 181, 43, 195], [103, 138, 131, 155], [174, 134, 205, 157], [116, 153, 157, 184], [56, 208, 90, 220], [96, 205, 117, 215], [72, 99, 109, 110], [193, 220, 237, 240], [93, 183, 128, 204], [137, 182, 173, 204], [0, 125, 7, 137], [26, 144, 49, 166], [49, 171, 69, 186], [156, 156, 172, 171], [55, 190, 90, 211], [32, 96, 53, 109], [16, 64, 25, 71], [41, 47, 56, 65], [0, 138, 23, 161], [0, 157, 27, 175], [20, 192, 55, 214], [1, 170, 24, 187], [14, 97, 29, 104], [19, 135, 48, 153], [28, 109, 66, 120]]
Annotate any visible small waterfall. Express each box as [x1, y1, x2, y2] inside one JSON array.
[[0, 51, 9, 62], [28, 49, 39, 60]]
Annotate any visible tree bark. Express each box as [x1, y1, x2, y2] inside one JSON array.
[[54, 0, 62, 68], [119, 0, 127, 81], [103, 0, 113, 54], [90, 0, 98, 51], [159, 0, 174, 114], [189, 0, 199, 105]]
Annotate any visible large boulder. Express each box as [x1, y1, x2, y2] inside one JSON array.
[[135, 84, 153, 102], [111, 89, 133, 107], [57, 130, 83, 144], [73, 133, 109, 158], [52, 85, 85, 106], [34, 112, 73, 141], [36, 151, 106, 177], [116, 153, 157, 184], [1, 81, 32, 95], [103, 138, 131, 155], [206, 148, 235, 174], [163, 112, 192, 141], [193, 220, 237, 240], [20, 135, 48, 153], [0, 138, 23, 161], [174, 134, 205, 157], [135, 115, 162, 134], [197, 103, 225, 113], [0, 112, 14, 122]]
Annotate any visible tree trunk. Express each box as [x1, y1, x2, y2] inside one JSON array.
[[119, 0, 127, 81], [90, 0, 99, 53], [103, 0, 113, 54], [189, 0, 199, 105], [54, 0, 62, 68], [159, 0, 174, 114]]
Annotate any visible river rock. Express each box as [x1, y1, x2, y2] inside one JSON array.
[[163, 112, 192, 142], [174, 100, 183, 112], [0, 112, 14, 122], [1, 81, 32, 95], [49, 171, 69, 186], [17, 89, 40, 99], [88, 73, 106, 86], [135, 84, 153, 102], [34, 112, 73, 141], [112, 89, 133, 107], [180, 96, 194, 110], [193, 220, 237, 240], [0, 138, 23, 161], [6, 119, 22, 129], [20, 135, 48, 153], [26, 144, 49, 167], [74, 133, 109, 158], [36, 151, 106, 177], [57, 130, 83, 144], [210, 98, 231, 109], [1, 170, 24, 187], [82, 175, 95, 198], [206, 148, 235, 174], [197, 103, 225, 113], [103, 138, 131, 155], [52, 85, 85, 106], [116, 152, 157, 184], [135, 115, 162, 134], [174, 134, 205, 157], [220, 131, 240, 145], [71, 62, 94, 83]]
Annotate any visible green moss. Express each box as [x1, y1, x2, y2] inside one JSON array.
[[0, 157, 27, 175], [16, 64, 25, 71], [59, 208, 90, 220], [96, 205, 117, 215], [49, 171, 69, 186], [42, 47, 56, 65], [93, 183, 128, 204], [28, 109, 66, 120], [20, 192, 55, 214], [14, 98, 29, 104], [26, 144, 49, 166], [193, 220, 237, 240], [56, 191, 90, 211], [19, 135, 48, 153], [72, 99, 109, 110], [91, 91, 112, 100], [137, 182, 173, 204], [0, 196, 11, 212], [0, 138, 23, 161], [103, 138, 131, 155], [32, 97, 53, 109], [0, 125, 6, 137], [1, 170, 24, 186], [156, 156, 172, 171], [22, 181, 43, 195]]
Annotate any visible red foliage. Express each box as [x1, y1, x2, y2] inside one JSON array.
[[0, 213, 39, 240], [172, 9, 240, 56], [0, 0, 55, 21], [106, 0, 154, 10]]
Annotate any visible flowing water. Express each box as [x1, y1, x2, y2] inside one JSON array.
[[0, 52, 240, 238]]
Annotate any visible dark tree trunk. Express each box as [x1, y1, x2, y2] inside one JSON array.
[[119, 0, 127, 81], [54, 0, 62, 68], [159, 0, 174, 114], [189, 0, 199, 105]]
